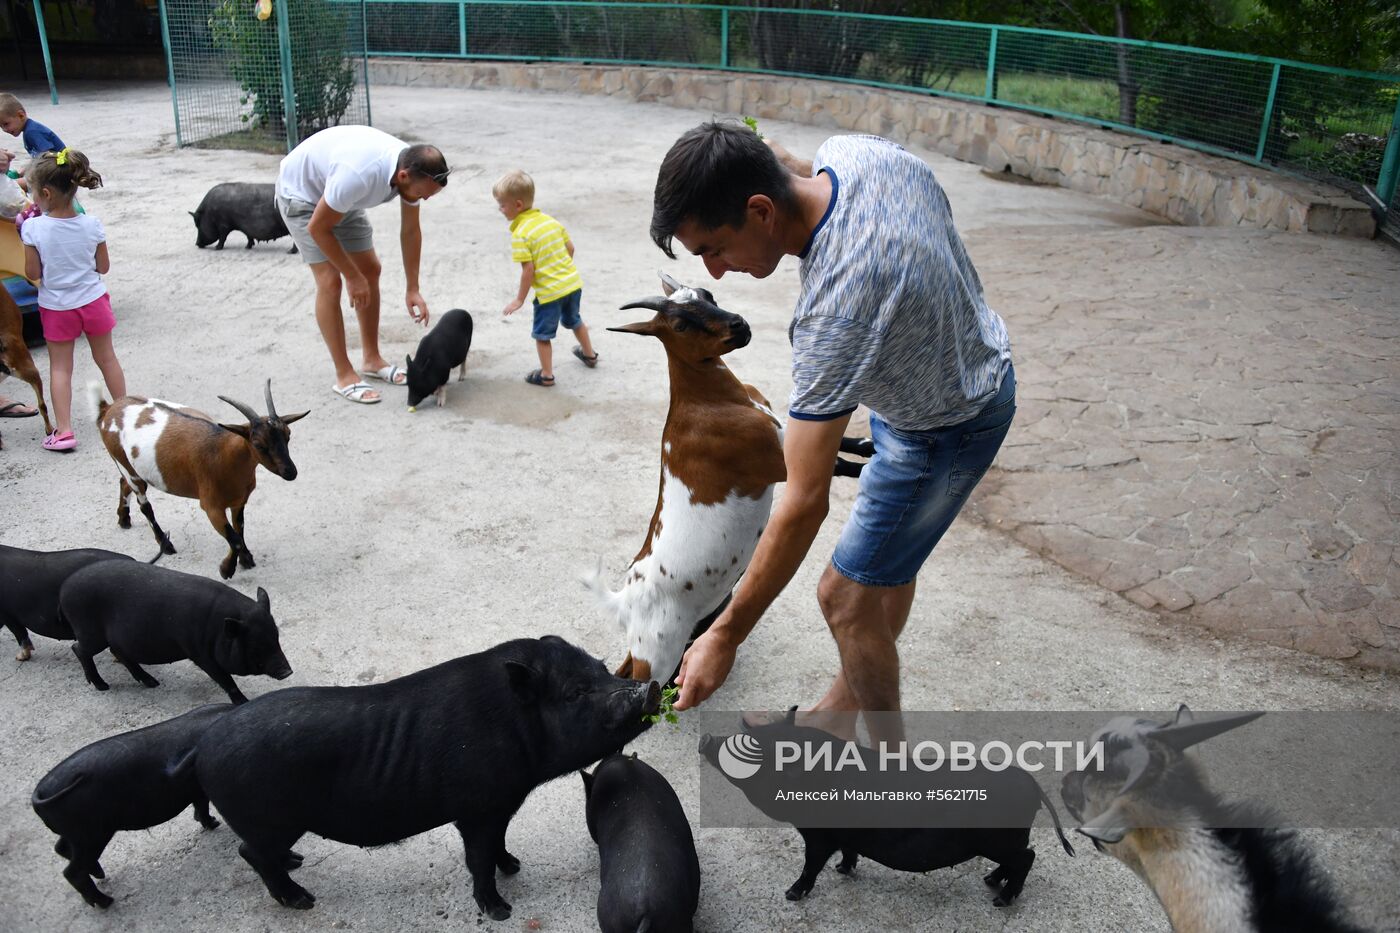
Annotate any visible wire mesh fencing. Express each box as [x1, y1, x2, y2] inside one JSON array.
[[160, 0, 372, 151], [339, 1, 1400, 224]]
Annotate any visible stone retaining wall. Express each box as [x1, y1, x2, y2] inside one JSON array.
[[370, 59, 1376, 238]]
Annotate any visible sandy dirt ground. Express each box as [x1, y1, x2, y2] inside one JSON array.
[[1, 82, 1396, 932]]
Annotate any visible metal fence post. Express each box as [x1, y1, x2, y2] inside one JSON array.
[[984, 26, 998, 102], [362, 0, 372, 125], [720, 7, 729, 69], [31, 0, 58, 104], [1253, 62, 1281, 163], [1377, 93, 1400, 208], [157, 0, 182, 146], [459, 1, 467, 57], [274, 0, 299, 150]]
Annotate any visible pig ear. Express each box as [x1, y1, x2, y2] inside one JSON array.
[[505, 660, 539, 703], [580, 768, 594, 797], [256, 587, 270, 612], [223, 618, 243, 640]]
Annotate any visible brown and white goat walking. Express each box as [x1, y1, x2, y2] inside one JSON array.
[[1061, 706, 1365, 933], [0, 283, 52, 449], [583, 274, 870, 686], [91, 380, 307, 579]]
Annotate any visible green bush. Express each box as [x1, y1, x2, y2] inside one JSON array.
[[209, 0, 356, 141]]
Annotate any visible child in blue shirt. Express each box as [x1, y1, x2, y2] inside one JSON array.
[[0, 92, 64, 192]]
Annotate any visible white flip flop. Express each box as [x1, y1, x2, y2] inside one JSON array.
[[333, 381, 381, 404], [361, 364, 407, 386]]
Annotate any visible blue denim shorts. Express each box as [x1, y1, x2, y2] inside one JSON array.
[[531, 288, 583, 341], [832, 365, 1016, 588]]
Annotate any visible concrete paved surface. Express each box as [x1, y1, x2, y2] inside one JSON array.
[[966, 217, 1400, 667], [0, 82, 1396, 932]]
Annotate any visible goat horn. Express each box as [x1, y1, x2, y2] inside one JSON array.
[[218, 395, 260, 423], [264, 378, 278, 419], [1154, 711, 1265, 751], [619, 296, 669, 312]]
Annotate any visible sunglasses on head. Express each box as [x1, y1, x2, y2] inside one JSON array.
[[423, 168, 450, 186]]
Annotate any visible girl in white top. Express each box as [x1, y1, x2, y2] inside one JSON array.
[[20, 147, 126, 451]]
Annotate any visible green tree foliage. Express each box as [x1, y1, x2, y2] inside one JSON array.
[[209, 0, 357, 141], [1242, 0, 1400, 73]]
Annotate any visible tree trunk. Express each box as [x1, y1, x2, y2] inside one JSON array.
[[1114, 3, 1139, 126]]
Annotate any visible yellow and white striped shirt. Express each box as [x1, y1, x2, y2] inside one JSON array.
[[509, 208, 582, 304]]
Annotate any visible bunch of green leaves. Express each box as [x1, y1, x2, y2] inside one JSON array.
[[643, 686, 680, 725]]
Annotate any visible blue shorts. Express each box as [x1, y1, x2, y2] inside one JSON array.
[[832, 365, 1016, 588], [531, 289, 583, 341]]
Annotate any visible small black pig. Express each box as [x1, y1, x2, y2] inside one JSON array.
[[195, 635, 660, 919], [582, 753, 700, 933], [0, 544, 139, 661], [32, 704, 233, 908], [58, 561, 293, 703], [405, 308, 473, 410], [699, 709, 1074, 907], [190, 182, 295, 252]]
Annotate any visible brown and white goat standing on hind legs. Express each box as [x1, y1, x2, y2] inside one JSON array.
[[583, 274, 871, 686], [1061, 706, 1366, 933], [91, 380, 308, 580]]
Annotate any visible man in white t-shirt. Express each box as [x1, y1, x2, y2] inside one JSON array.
[[276, 125, 450, 404]]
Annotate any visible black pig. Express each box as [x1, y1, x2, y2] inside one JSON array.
[[582, 753, 700, 933], [0, 544, 137, 661], [190, 183, 295, 252], [58, 561, 293, 703], [195, 635, 660, 919], [699, 709, 1074, 907], [405, 308, 473, 410], [32, 704, 233, 908]]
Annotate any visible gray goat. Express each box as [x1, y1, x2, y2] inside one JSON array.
[[1060, 706, 1365, 933]]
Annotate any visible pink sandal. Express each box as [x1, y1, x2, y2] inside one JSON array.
[[42, 431, 76, 452]]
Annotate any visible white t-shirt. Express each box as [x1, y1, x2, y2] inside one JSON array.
[[20, 213, 107, 311], [277, 125, 419, 213]]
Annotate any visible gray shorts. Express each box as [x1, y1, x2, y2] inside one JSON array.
[[275, 193, 375, 264]]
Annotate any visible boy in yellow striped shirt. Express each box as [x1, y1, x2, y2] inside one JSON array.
[[495, 169, 597, 387]]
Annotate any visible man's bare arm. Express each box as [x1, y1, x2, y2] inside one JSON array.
[[766, 139, 813, 178]]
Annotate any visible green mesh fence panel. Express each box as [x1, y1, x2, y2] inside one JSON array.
[[318, 1, 1400, 231], [161, 0, 371, 151], [361, 0, 721, 63]]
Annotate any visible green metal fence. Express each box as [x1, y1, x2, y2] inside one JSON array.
[[160, 0, 372, 151], [352, 0, 1400, 229]]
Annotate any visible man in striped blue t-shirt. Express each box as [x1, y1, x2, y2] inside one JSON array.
[[651, 123, 1014, 744]]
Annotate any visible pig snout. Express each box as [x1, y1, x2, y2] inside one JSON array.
[[266, 655, 293, 680], [640, 680, 662, 716]]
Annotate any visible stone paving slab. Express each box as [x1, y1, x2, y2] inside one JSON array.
[[963, 223, 1400, 666]]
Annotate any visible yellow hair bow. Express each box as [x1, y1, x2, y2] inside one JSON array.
[[55, 148, 69, 166]]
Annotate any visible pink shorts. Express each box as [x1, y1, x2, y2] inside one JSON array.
[[40, 293, 115, 343]]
